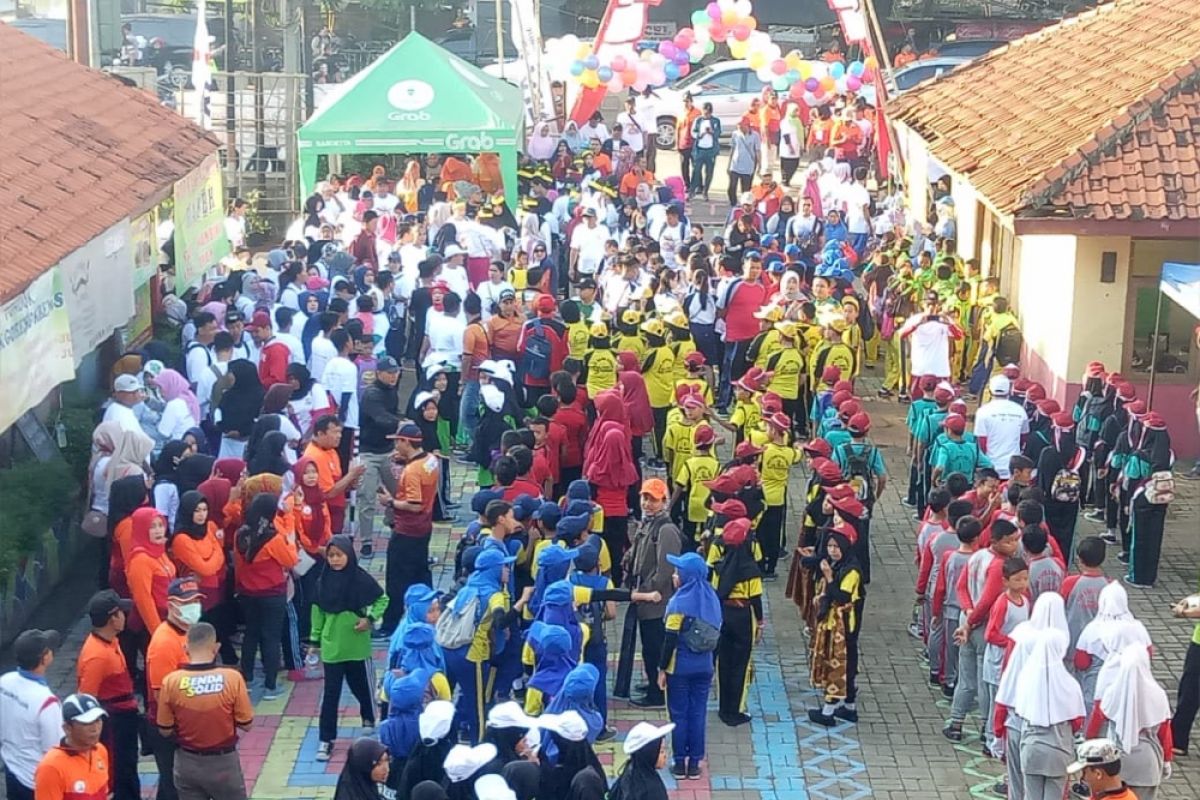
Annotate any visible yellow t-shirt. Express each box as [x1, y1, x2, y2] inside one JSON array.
[[752, 330, 783, 370], [566, 322, 590, 358], [818, 568, 862, 630], [760, 441, 799, 506], [663, 420, 699, 481], [509, 267, 529, 291], [675, 378, 714, 405], [529, 537, 611, 583], [671, 339, 698, 383], [615, 333, 647, 363], [706, 540, 764, 600], [678, 452, 720, 522], [730, 396, 761, 437], [643, 345, 677, 408], [584, 347, 619, 397], [467, 591, 511, 663], [764, 347, 804, 400]]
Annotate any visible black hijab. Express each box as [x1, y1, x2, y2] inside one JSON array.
[[316, 535, 384, 615], [538, 735, 603, 800], [397, 740, 453, 800], [334, 737, 387, 800], [154, 441, 189, 484], [566, 767, 608, 800], [173, 491, 209, 541], [713, 530, 762, 601], [246, 415, 283, 462], [608, 739, 666, 800], [247, 430, 291, 477], [108, 475, 148, 537], [236, 492, 280, 563], [288, 363, 318, 400], [176, 453, 215, 494], [410, 781, 449, 800], [484, 726, 526, 764], [817, 530, 861, 621], [500, 762, 540, 800], [1137, 426, 1172, 471], [218, 360, 265, 435]]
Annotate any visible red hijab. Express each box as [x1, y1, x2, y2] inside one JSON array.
[[128, 507, 168, 561], [292, 457, 329, 547], [213, 458, 246, 484], [197, 477, 232, 529], [618, 369, 654, 438], [583, 390, 639, 489]]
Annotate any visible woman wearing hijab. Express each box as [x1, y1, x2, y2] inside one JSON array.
[[444, 742, 504, 800], [1087, 644, 1174, 800], [1024, 398, 1060, 464], [561, 121, 586, 154], [545, 663, 604, 743], [175, 449, 215, 494], [397, 701, 456, 797], [1075, 583, 1152, 726], [152, 440, 189, 529], [766, 195, 797, 238], [808, 529, 864, 727], [233, 490, 298, 697], [1035, 411, 1087, 558], [106, 475, 149, 591], [312, 534, 388, 760], [261, 382, 304, 447], [105, 426, 155, 486], [609, 721, 672, 800], [124, 507, 177, 637], [617, 350, 655, 476], [471, 384, 517, 487], [523, 621, 577, 715], [151, 368, 201, 442], [87, 422, 123, 524], [485, 702, 538, 764], [658, 551, 721, 779], [247, 430, 292, 477], [287, 363, 335, 438], [583, 389, 639, 574], [334, 737, 390, 800], [1010, 631, 1085, 800], [535, 711, 604, 800], [527, 122, 558, 162], [170, 490, 236, 662], [1126, 412, 1173, 587], [217, 360, 265, 458], [379, 667, 432, 783], [500, 761, 540, 800], [707, 516, 763, 727], [197, 457, 243, 536], [384, 584, 443, 700]]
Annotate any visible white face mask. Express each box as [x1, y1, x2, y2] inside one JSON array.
[[178, 603, 202, 626]]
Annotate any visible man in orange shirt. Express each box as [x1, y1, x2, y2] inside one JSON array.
[[77, 590, 139, 800], [34, 694, 110, 800], [375, 423, 441, 636], [157, 623, 253, 800], [302, 415, 366, 536], [143, 578, 202, 800], [619, 157, 656, 198], [894, 43, 917, 67], [676, 94, 701, 191]]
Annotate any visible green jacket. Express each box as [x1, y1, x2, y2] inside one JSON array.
[[312, 595, 390, 663]]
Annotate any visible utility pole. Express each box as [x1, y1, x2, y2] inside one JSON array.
[[66, 0, 90, 67], [224, 0, 237, 164], [495, 0, 504, 72]]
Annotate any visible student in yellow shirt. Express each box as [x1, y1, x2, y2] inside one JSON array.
[[764, 322, 805, 437], [669, 424, 720, 547], [705, 515, 763, 726], [561, 301, 591, 359], [747, 305, 785, 370], [675, 351, 714, 405], [839, 298, 864, 378], [665, 311, 698, 384], [809, 324, 857, 387], [663, 393, 707, 482], [758, 411, 803, 580], [582, 322, 619, 398], [640, 318, 677, 466], [615, 308, 647, 362]]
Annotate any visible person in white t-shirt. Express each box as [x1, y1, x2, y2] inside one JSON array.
[[196, 332, 234, 421], [616, 96, 646, 153], [570, 208, 611, 281], [104, 375, 146, 433], [839, 166, 873, 257], [422, 292, 467, 370], [223, 198, 247, 249], [0, 629, 62, 798], [899, 291, 963, 385], [321, 330, 361, 432], [476, 261, 514, 321], [273, 307, 305, 364], [974, 375, 1029, 479], [578, 112, 609, 147], [309, 314, 340, 383], [440, 246, 471, 299]]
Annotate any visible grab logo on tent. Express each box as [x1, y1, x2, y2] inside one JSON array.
[[445, 132, 495, 150], [387, 79, 434, 120]]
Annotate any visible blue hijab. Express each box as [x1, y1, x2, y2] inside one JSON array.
[[536, 580, 584, 657], [665, 552, 722, 629], [380, 667, 432, 759], [298, 290, 329, 358], [546, 663, 602, 742], [387, 584, 439, 668], [401, 622, 445, 673], [530, 545, 579, 617], [452, 549, 509, 618], [526, 621, 577, 697]]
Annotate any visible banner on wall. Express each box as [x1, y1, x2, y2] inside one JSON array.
[[130, 209, 160, 287], [58, 220, 135, 367], [174, 153, 230, 290], [1161, 262, 1200, 319], [120, 282, 155, 351], [0, 269, 76, 434]]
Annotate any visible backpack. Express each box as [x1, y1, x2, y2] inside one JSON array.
[[994, 323, 1023, 366], [1049, 467, 1081, 504], [840, 442, 877, 507], [522, 320, 553, 381], [434, 595, 479, 649], [680, 615, 721, 653], [1144, 470, 1175, 505]]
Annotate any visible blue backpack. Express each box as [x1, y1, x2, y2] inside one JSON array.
[[523, 320, 552, 381]]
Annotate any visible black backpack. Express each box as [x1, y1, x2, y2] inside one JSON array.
[[840, 442, 877, 508], [994, 323, 1023, 366]]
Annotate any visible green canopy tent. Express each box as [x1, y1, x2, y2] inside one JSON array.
[[297, 32, 525, 208]]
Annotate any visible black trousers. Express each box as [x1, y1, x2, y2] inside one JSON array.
[[717, 604, 754, 717], [639, 616, 666, 700], [726, 171, 753, 206], [652, 406, 670, 461], [758, 502, 785, 575], [319, 659, 376, 743], [102, 709, 141, 800], [1045, 500, 1079, 562], [845, 627, 861, 703], [1118, 486, 1132, 553], [1172, 641, 1200, 752], [4, 771, 33, 800], [382, 534, 433, 633], [144, 721, 178, 800], [603, 516, 630, 589], [1129, 494, 1167, 585], [239, 593, 287, 690], [781, 157, 800, 185], [680, 150, 693, 191], [856, 516, 873, 586]]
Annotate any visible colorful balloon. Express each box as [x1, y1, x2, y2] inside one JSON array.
[[692, 9, 709, 27], [864, 55, 878, 70], [710, 22, 727, 42], [706, 2, 721, 20], [729, 39, 748, 59], [748, 51, 767, 70], [597, 66, 613, 82], [584, 55, 599, 70], [575, 44, 591, 60], [846, 75, 862, 91], [678, 62, 691, 77], [770, 59, 787, 75], [611, 55, 627, 72], [771, 75, 789, 91], [819, 75, 836, 92], [570, 60, 585, 76], [789, 83, 805, 101], [581, 70, 600, 88], [804, 77, 819, 91], [665, 62, 680, 81], [848, 60, 864, 77], [732, 24, 750, 41]]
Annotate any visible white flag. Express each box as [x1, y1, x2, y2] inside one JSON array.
[[191, 0, 213, 129]]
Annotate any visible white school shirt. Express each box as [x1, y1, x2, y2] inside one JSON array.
[[974, 398, 1029, 479], [839, 182, 871, 234], [442, 264, 470, 300], [322, 356, 360, 429], [276, 331, 305, 364], [425, 311, 467, 369], [196, 360, 228, 420], [0, 670, 62, 788], [903, 316, 954, 378]]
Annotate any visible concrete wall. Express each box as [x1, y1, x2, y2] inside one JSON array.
[[1013, 234, 1077, 385], [1067, 236, 1133, 381]]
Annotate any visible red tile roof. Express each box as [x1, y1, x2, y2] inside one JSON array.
[[0, 23, 219, 302], [888, 0, 1200, 221]]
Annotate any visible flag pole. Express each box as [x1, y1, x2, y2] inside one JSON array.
[[1147, 280, 1164, 407]]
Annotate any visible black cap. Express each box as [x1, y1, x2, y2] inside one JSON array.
[[577, 277, 597, 290], [62, 693, 107, 724], [387, 422, 424, 442], [14, 629, 61, 670], [87, 590, 133, 627], [376, 355, 401, 373]]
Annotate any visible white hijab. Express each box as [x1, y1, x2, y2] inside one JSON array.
[[1097, 644, 1171, 752], [994, 593, 1070, 710], [1013, 630, 1085, 727], [1076, 582, 1151, 658], [1027, 591, 1070, 639], [527, 122, 558, 161]]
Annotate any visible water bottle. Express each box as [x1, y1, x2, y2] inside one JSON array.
[[304, 650, 322, 680]]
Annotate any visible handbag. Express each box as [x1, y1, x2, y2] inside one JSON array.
[[81, 510, 108, 538]]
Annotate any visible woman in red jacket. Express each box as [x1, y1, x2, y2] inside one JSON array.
[[124, 508, 177, 638], [233, 490, 299, 698], [170, 490, 237, 662], [292, 457, 333, 646]]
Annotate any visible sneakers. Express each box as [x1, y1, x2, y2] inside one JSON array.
[[942, 722, 963, 742], [1116, 550, 1130, 564], [1084, 509, 1105, 522], [832, 706, 858, 723], [629, 693, 666, 709], [719, 711, 752, 727], [928, 672, 940, 687], [941, 683, 956, 699], [361, 719, 376, 733], [262, 686, 284, 701], [807, 708, 837, 727], [316, 742, 332, 761], [877, 388, 894, 399], [992, 781, 1008, 796], [907, 622, 924, 640], [671, 763, 687, 779], [359, 541, 374, 558], [1099, 530, 1120, 544], [686, 763, 702, 780], [1123, 576, 1153, 589], [596, 726, 617, 743], [900, 498, 917, 509]]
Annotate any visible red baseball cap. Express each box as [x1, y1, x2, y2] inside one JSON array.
[[536, 294, 557, 314], [734, 441, 764, 458], [833, 380, 855, 394], [831, 390, 854, 408], [830, 494, 866, 519], [949, 399, 968, 414], [816, 460, 843, 484], [933, 386, 954, 405], [693, 424, 716, 447], [681, 394, 707, 411], [1126, 399, 1147, 416], [711, 498, 748, 519], [721, 517, 752, 546], [1036, 399, 1061, 416], [1025, 384, 1046, 403], [684, 351, 706, 368], [838, 400, 863, 420], [759, 392, 783, 414], [847, 412, 871, 435], [1142, 412, 1167, 430], [821, 366, 842, 384], [943, 414, 966, 435], [825, 484, 855, 502], [250, 310, 272, 330], [801, 438, 832, 458], [1051, 412, 1075, 429], [766, 411, 791, 430], [1116, 382, 1136, 401]]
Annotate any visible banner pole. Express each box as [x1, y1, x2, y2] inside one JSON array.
[[1147, 283, 1164, 407]]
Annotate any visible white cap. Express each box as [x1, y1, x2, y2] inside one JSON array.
[[487, 701, 535, 730], [623, 721, 675, 755], [444, 244, 467, 258], [113, 374, 144, 393], [739, 192, 755, 205], [443, 742, 498, 783], [989, 374, 1012, 396], [413, 391, 437, 411], [418, 700, 455, 742], [533, 711, 589, 742], [424, 359, 451, 380], [1068, 738, 1122, 774], [474, 774, 516, 800]]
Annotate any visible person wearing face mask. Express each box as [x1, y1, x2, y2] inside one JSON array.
[[143, 577, 205, 800]]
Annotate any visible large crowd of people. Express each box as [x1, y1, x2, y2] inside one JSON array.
[[1, 78, 1198, 800]]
